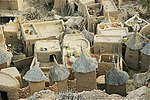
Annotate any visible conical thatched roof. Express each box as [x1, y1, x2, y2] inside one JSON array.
[[72, 47, 98, 73], [49, 57, 69, 82], [140, 42, 150, 56], [23, 61, 46, 82], [0, 47, 12, 64], [125, 30, 144, 50], [106, 63, 129, 85]]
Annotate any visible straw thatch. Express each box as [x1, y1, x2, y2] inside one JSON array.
[[125, 32, 144, 50], [49, 57, 69, 82], [140, 42, 150, 56], [72, 53, 98, 73], [0, 47, 12, 64], [106, 64, 129, 85], [23, 61, 46, 82]]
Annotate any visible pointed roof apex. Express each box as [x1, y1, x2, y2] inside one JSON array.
[[49, 58, 69, 82], [125, 32, 144, 50], [23, 61, 46, 82], [106, 67, 129, 85], [73, 54, 98, 73], [112, 55, 116, 69]]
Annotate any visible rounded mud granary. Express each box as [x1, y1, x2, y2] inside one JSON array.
[[0, 72, 20, 100], [49, 57, 70, 92], [73, 49, 98, 92]]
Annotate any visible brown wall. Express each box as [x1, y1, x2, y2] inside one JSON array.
[[0, 62, 8, 70], [106, 84, 127, 96], [13, 56, 33, 68], [98, 63, 114, 76], [76, 71, 97, 92], [29, 81, 45, 94], [68, 79, 76, 92], [125, 48, 140, 70], [57, 79, 68, 93]]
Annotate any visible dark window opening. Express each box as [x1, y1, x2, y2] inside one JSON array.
[[0, 17, 15, 25], [44, 2, 54, 11], [32, 44, 35, 54], [49, 54, 56, 62], [74, 4, 78, 12], [9, 36, 13, 38], [0, 91, 8, 100]]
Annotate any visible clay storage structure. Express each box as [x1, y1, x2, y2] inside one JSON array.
[[23, 60, 47, 94], [125, 30, 144, 70], [49, 57, 70, 93], [72, 49, 98, 92], [140, 42, 150, 72], [106, 61, 129, 96]]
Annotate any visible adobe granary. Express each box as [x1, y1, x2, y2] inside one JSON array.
[[21, 20, 64, 56], [0, 0, 23, 11], [125, 29, 144, 70], [35, 40, 62, 65], [0, 47, 13, 70], [105, 60, 129, 96], [0, 72, 20, 100], [49, 57, 69, 93], [140, 42, 150, 72], [73, 48, 98, 92], [23, 60, 47, 94]]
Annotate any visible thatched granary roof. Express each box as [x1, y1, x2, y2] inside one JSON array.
[[0, 47, 12, 64], [125, 31, 144, 50], [23, 61, 46, 82], [140, 42, 150, 56], [72, 50, 98, 73], [106, 64, 129, 85], [49, 57, 69, 82]]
